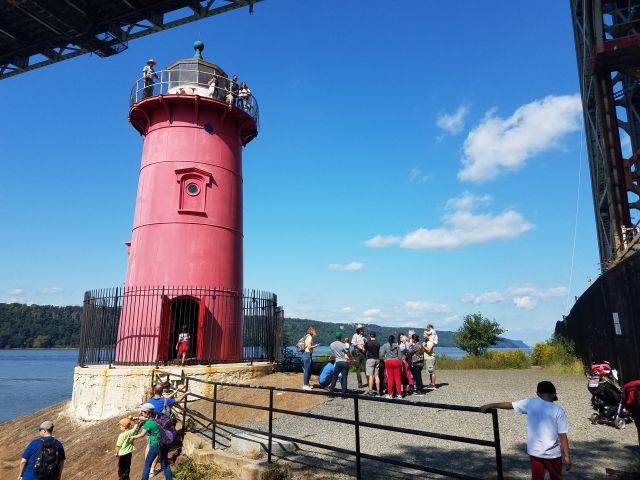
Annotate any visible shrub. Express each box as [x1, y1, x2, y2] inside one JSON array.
[[487, 349, 531, 369], [261, 464, 292, 480], [529, 336, 583, 374], [174, 458, 231, 480], [276, 347, 302, 373], [437, 350, 529, 370], [530, 342, 555, 366]]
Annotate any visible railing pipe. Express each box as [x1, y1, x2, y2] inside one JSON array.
[[354, 396, 361, 479], [212, 383, 218, 449], [268, 389, 274, 463], [492, 409, 504, 480]]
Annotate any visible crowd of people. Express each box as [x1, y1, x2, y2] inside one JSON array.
[[17, 379, 189, 480], [301, 323, 439, 398], [141, 59, 254, 114]]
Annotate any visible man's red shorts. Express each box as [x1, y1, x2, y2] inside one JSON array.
[[529, 455, 563, 480]]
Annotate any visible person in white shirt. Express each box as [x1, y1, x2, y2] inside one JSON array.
[[480, 381, 572, 480], [424, 323, 438, 346], [207, 75, 217, 99], [351, 324, 367, 388], [238, 81, 252, 112], [142, 59, 158, 99]]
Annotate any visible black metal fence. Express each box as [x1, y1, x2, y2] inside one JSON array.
[[78, 286, 283, 367], [560, 251, 640, 382], [158, 370, 504, 480]]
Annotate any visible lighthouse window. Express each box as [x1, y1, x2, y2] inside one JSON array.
[[186, 183, 200, 196]]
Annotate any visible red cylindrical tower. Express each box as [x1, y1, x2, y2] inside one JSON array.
[[116, 43, 258, 363]]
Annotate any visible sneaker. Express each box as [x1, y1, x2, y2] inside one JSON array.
[[385, 394, 393, 399], [302, 385, 312, 391], [414, 390, 426, 396]]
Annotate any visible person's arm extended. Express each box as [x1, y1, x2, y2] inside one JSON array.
[[480, 402, 514, 413], [130, 427, 148, 441], [559, 433, 572, 470], [18, 457, 27, 479], [175, 391, 189, 404], [56, 459, 64, 480]]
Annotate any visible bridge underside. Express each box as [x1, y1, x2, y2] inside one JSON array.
[[0, 0, 261, 80]]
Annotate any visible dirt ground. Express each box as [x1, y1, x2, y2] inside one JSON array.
[[0, 372, 326, 480]]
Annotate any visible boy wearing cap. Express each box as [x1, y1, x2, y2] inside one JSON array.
[[19, 421, 65, 480], [130, 403, 173, 480], [329, 331, 352, 394], [142, 59, 158, 98], [480, 381, 572, 480], [115, 418, 136, 480]]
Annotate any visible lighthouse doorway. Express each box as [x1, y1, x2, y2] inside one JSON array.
[[167, 296, 200, 361]]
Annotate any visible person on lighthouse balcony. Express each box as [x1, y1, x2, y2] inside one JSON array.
[[142, 59, 158, 98]]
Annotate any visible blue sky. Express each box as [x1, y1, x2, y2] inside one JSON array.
[[0, 1, 599, 344]]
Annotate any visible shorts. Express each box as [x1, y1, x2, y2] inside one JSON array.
[[178, 342, 190, 355], [424, 354, 435, 373], [366, 358, 380, 377]]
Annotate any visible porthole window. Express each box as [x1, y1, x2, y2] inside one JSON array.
[[186, 183, 200, 196]]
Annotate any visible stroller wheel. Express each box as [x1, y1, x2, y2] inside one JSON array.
[[589, 413, 599, 424], [614, 416, 626, 429]]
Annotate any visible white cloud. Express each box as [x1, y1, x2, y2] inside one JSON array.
[[340, 306, 354, 313], [365, 192, 533, 250], [437, 105, 469, 135], [458, 94, 582, 182], [513, 296, 537, 310], [463, 285, 568, 310], [404, 301, 450, 317], [362, 308, 381, 318], [8, 288, 27, 295], [40, 287, 64, 294], [327, 261, 364, 271], [365, 235, 403, 248], [409, 167, 429, 183]]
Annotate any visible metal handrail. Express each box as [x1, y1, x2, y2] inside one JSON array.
[[157, 370, 504, 480], [129, 68, 259, 127]]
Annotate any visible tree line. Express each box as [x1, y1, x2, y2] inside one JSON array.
[[0, 302, 526, 352]]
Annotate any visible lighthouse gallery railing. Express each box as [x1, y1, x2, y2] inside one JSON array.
[[78, 286, 283, 367], [129, 69, 259, 128]]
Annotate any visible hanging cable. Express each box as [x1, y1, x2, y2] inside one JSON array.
[[566, 0, 588, 314]]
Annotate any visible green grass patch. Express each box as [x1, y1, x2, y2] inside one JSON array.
[[174, 458, 232, 480]]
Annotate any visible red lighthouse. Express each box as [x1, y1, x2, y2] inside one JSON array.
[[116, 42, 258, 363]]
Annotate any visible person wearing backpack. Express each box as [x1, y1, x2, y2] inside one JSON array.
[[18, 420, 65, 480], [131, 403, 173, 480], [298, 325, 319, 390]]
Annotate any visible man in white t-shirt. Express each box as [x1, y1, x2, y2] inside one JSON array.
[[480, 381, 571, 480]]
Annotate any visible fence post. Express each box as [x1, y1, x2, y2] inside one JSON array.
[[212, 383, 218, 449], [182, 377, 189, 432], [268, 388, 274, 463], [354, 396, 361, 480], [491, 409, 504, 480]]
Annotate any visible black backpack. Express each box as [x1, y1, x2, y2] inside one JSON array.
[[34, 438, 60, 480]]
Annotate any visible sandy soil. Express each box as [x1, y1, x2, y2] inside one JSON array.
[[0, 372, 326, 480]]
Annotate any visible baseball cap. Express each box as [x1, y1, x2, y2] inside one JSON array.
[[36, 421, 54, 431], [118, 418, 132, 428], [369, 331, 376, 338], [536, 381, 558, 401], [140, 402, 155, 412], [335, 331, 343, 339]]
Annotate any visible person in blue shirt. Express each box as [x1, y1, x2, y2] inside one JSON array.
[[19, 420, 65, 480], [146, 385, 189, 414], [315, 356, 336, 389]]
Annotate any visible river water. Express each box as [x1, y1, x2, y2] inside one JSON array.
[[0, 347, 532, 424], [0, 349, 77, 424]]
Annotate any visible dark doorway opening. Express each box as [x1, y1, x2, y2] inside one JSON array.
[[168, 296, 199, 361]]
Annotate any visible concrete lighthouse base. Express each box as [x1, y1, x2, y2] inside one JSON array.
[[71, 363, 275, 421]]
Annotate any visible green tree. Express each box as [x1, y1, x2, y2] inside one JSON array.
[[454, 313, 506, 356], [32, 335, 51, 348]]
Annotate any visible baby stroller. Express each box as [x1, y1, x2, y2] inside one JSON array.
[[587, 361, 632, 429]]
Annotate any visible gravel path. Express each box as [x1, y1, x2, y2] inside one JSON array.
[[232, 369, 638, 479]]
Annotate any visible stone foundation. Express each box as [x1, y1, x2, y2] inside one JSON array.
[[71, 362, 275, 421]]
